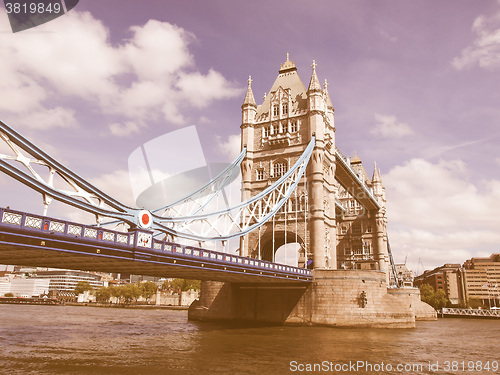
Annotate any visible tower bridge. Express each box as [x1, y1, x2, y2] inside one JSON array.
[[0, 56, 436, 327]]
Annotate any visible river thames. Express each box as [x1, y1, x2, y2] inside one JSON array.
[[0, 305, 498, 375]]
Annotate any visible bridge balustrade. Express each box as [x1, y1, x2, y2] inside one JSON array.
[[440, 307, 500, 318], [0, 207, 312, 280]]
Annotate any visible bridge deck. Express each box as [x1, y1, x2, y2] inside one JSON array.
[[0, 208, 312, 284]]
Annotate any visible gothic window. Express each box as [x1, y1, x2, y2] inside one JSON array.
[[263, 126, 270, 138], [290, 121, 298, 133], [273, 161, 287, 178], [366, 225, 372, 233], [353, 245, 363, 255], [256, 169, 264, 181], [273, 105, 279, 117], [363, 242, 371, 255], [349, 200, 356, 211], [282, 103, 288, 116], [348, 199, 362, 214], [352, 222, 361, 234]]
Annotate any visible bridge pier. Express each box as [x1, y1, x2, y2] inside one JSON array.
[[189, 270, 433, 328]]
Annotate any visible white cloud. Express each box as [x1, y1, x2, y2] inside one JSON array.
[[90, 169, 135, 207], [176, 69, 244, 108], [0, 9, 242, 133], [11, 107, 77, 130], [109, 121, 141, 137], [452, 11, 500, 70], [370, 113, 413, 138], [122, 20, 194, 80], [216, 134, 241, 161], [385, 158, 500, 270], [0, 73, 47, 113], [8, 11, 123, 100]]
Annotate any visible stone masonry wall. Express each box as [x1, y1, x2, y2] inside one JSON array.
[[189, 270, 417, 328], [387, 287, 437, 321]]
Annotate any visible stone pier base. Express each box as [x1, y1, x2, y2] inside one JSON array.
[[387, 287, 437, 321], [189, 270, 432, 328]]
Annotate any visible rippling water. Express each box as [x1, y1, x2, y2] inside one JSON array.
[[0, 305, 498, 374]]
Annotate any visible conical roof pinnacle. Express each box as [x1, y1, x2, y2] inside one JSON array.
[[242, 75, 256, 107], [308, 60, 322, 92], [372, 161, 382, 182]]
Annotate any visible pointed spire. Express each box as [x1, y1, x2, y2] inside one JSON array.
[[372, 161, 382, 182], [242, 75, 256, 107], [323, 79, 334, 109], [308, 60, 322, 92]]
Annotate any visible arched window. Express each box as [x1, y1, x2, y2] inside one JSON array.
[[282, 103, 288, 116]]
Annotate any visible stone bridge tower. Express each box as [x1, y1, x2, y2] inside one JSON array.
[[240, 55, 337, 269], [240, 55, 389, 275], [188, 57, 431, 328]]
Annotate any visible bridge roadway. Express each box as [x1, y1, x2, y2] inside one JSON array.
[[0, 207, 312, 284]]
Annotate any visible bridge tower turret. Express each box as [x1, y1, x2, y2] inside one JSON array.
[[372, 163, 390, 283], [306, 60, 337, 269], [240, 76, 257, 256]]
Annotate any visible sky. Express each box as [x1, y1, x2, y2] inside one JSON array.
[[1, 0, 500, 274]]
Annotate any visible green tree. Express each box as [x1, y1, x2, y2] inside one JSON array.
[[74, 281, 93, 295], [161, 280, 170, 291], [121, 283, 142, 303], [108, 285, 122, 303], [430, 289, 448, 310], [140, 281, 158, 302], [419, 283, 434, 304], [95, 286, 112, 303], [4, 292, 14, 297], [167, 279, 201, 293], [419, 284, 449, 310]]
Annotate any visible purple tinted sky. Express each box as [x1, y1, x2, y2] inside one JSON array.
[[1, 0, 500, 271]]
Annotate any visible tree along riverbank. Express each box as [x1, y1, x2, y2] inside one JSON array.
[[63, 302, 189, 310]]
